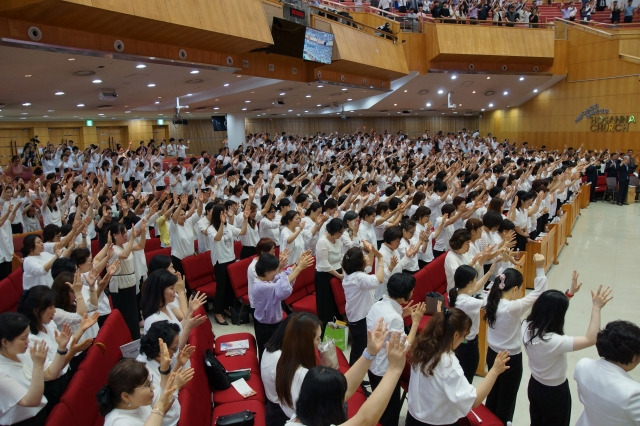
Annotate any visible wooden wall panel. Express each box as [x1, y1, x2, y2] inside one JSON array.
[[245, 116, 478, 138], [168, 121, 227, 155]]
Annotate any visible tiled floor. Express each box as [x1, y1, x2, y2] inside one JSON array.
[[209, 200, 640, 426]]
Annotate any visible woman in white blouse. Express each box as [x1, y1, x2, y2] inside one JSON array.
[[444, 228, 489, 291], [448, 264, 495, 383], [141, 269, 206, 351], [341, 243, 384, 365], [407, 308, 510, 426], [314, 218, 345, 329], [51, 271, 100, 340], [97, 359, 182, 426], [0, 312, 70, 426], [280, 211, 305, 267], [22, 234, 69, 290], [207, 204, 248, 325], [522, 281, 611, 426], [356, 206, 378, 248], [482, 253, 548, 424], [168, 193, 201, 276]]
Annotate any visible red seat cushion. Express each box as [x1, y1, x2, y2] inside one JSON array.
[[234, 241, 242, 260], [45, 400, 80, 426], [179, 343, 213, 426], [227, 256, 254, 302], [144, 237, 162, 252], [214, 332, 257, 356], [291, 294, 317, 315], [347, 390, 368, 419], [182, 251, 217, 298], [145, 248, 172, 266], [330, 277, 346, 315], [212, 372, 266, 404], [0, 277, 21, 312], [212, 400, 266, 426]]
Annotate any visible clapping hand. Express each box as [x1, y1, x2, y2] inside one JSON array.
[[177, 344, 196, 367], [188, 291, 207, 312], [30, 340, 48, 368], [55, 324, 73, 350], [385, 332, 410, 373], [410, 302, 427, 324]]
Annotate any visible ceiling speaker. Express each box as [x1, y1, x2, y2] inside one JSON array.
[[27, 26, 42, 41], [113, 40, 124, 52]]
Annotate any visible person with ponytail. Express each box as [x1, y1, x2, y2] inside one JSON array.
[[482, 253, 548, 424], [407, 308, 510, 426], [448, 263, 496, 383], [522, 274, 612, 426], [96, 359, 181, 426], [0, 312, 68, 426]]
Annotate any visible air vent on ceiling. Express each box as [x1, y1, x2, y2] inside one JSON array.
[[279, 88, 294, 92], [485, 90, 495, 96], [186, 79, 203, 84], [97, 105, 113, 110], [379, 110, 388, 113], [418, 90, 430, 95]]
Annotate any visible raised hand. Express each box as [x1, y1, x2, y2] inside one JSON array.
[[569, 270, 583, 295], [30, 340, 48, 367], [184, 312, 207, 331], [106, 259, 120, 276], [70, 338, 93, 355], [411, 302, 427, 324], [188, 291, 207, 312], [80, 312, 99, 332], [591, 285, 613, 309], [533, 253, 545, 268], [386, 332, 410, 372], [175, 366, 195, 390], [389, 255, 399, 271], [55, 323, 72, 350], [177, 344, 196, 366], [158, 338, 171, 370]]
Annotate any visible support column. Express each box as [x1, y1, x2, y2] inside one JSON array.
[[226, 113, 246, 150]]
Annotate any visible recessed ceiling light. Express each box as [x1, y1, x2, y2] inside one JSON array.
[[519, 76, 525, 81], [241, 107, 247, 111], [472, 90, 476, 94], [288, 109, 293, 112], [92, 79, 102, 84], [481, 108, 485, 111], [451, 75, 457, 80], [503, 91, 509, 96], [21, 112, 28, 115], [304, 110, 309, 113], [403, 89, 408, 93], [55, 91, 65, 96], [341, 88, 348, 91], [20, 117, 26, 120], [279, 92, 286, 96], [426, 102, 432, 107], [317, 85, 324, 88], [155, 101, 160, 104], [136, 64, 147, 69], [223, 83, 229, 87], [305, 95, 311, 98], [68, 58, 75, 61], [236, 75, 241, 78], [453, 111, 458, 114], [186, 93, 193, 97], [245, 100, 251, 103], [458, 104, 462, 107], [24, 74, 31, 78], [488, 103, 494, 107], [147, 83, 156, 87], [213, 107, 219, 110], [42, 115, 48, 118], [125, 110, 131, 113], [98, 113, 105, 116], [347, 98, 352, 101], [159, 113, 164, 115], [437, 89, 444, 94], [77, 104, 85, 107], [22, 102, 31, 106], [486, 76, 491, 80], [533, 89, 539, 93], [393, 103, 397, 106], [190, 70, 199, 74], [47, 109, 54, 112], [316, 104, 321, 107], [441, 112, 445, 115]]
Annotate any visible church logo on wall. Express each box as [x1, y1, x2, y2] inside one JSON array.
[[575, 104, 636, 132]]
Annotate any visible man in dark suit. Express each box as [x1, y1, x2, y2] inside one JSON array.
[[605, 152, 619, 177], [585, 159, 600, 202], [617, 155, 630, 205]]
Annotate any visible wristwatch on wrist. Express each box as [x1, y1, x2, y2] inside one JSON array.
[[362, 349, 376, 361], [158, 365, 171, 375]]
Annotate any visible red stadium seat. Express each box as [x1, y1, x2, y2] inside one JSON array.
[[227, 256, 254, 305], [330, 277, 346, 316], [182, 251, 216, 298], [0, 275, 22, 312], [144, 237, 162, 252], [145, 247, 172, 266]]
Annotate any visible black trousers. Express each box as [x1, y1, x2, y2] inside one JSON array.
[[347, 317, 367, 366], [432, 249, 446, 259], [418, 260, 430, 269], [369, 371, 402, 426], [486, 348, 523, 424], [43, 368, 72, 412], [315, 270, 341, 336], [618, 181, 629, 204], [240, 246, 257, 259], [97, 313, 109, 328], [454, 336, 479, 384], [265, 400, 289, 426], [405, 412, 457, 426], [0, 261, 12, 280], [253, 319, 280, 361], [111, 285, 140, 339], [214, 260, 235, 315], [528, 376, 571, 426], [11, 223, 23, 234], [515, 233, 528, 252]]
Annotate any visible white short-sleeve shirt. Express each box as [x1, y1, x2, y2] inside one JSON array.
[[522, 321, 574, 386]]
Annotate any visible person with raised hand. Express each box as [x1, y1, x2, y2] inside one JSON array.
[[97, 359, 183, 426], [285, 324, 410, 426], [0, 312, 70, 425], [522, 273, 612, 426], [407, 307, 511, 426]]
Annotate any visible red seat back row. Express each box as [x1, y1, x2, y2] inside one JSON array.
[[182, 251, 217, 298], [0, 268, 23, 312], [228, 256, 255, 305]]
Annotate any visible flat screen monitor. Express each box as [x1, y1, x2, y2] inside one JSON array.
[[270, 17, 306, 59], [302, 27, 334, 64], [211, 115, 227, 131]]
